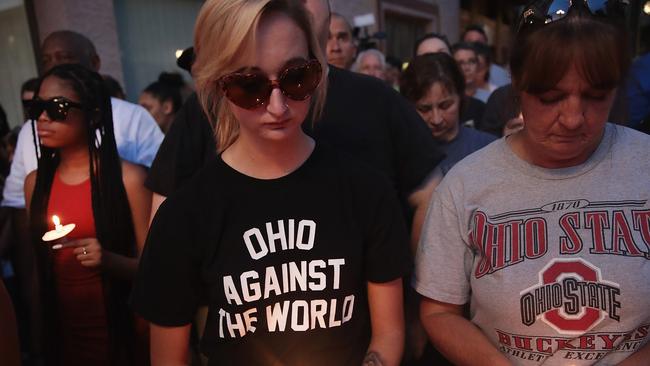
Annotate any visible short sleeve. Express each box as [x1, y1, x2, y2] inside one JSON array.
[[362, 176, 411, 283], [413, 186, 474, 305], [131, 197, 202, 326], [387, 89, 445, 195], [2, 122, 37, 208], [132, 106, 164, 168], [145, 94, 215, 196]]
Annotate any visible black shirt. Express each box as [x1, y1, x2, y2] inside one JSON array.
[[460, 96, 486, 128], [145, 93, 216, 196], [132, 144, 410, 365], [479, 84, 520, 137], [146, 67, 444, 202]]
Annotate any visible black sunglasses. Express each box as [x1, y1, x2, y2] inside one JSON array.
[[217, 59, 322, 110], [26, 97, 85, 121], [519, 0, 628, 32]]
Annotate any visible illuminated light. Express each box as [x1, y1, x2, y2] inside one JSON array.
[[556, 9, 566, 16], [175, 49, 184, 59], [644, 1, 650, 15], [401, 61, 409, 71]]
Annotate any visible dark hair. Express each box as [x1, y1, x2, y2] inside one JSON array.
[[0, 104, 7, 138], [103, 74, 126, 99], [510, 5, 631, 94], [142, 72, 185, 113], [331, 12, 353, 35], [452, 42, 478, 56], [400, 52, 465, 104], [472, 42, 491, 65], [472, 42, 491, 82], [386, 55, 402, 70], [21, 78, 40, 96], [28, 64, 136, 363], [414, 32, 451, 56], [462, 24, 488, 43]]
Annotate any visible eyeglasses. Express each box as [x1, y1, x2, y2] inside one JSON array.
[[26, 97, 84, 121], [457, 58, 478, 67], [217, 59, 322, 110], [519, 0, 628, 31]]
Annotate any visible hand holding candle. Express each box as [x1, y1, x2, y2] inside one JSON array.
[[42, 215, 76, 243]]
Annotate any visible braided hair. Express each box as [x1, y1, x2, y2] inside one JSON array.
[[28, 63, 136, 365]]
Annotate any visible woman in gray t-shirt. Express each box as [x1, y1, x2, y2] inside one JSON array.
[[414, 1, 650, 365]]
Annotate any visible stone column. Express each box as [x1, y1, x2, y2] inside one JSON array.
[[31, 0, 124, 83], [435, 0, 460, 43]]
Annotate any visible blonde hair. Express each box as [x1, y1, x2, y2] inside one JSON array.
[[194, 0, 328, 152]]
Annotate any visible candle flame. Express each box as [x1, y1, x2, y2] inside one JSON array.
[[52, 215, 61, 226]]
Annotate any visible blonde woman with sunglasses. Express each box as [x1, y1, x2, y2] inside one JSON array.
[[132, 1, 407, 365]]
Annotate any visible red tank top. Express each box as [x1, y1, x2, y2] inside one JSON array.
[[46, 172, 109, 365]]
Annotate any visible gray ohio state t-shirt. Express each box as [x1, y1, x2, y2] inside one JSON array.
[[414, 124, 650, 365]]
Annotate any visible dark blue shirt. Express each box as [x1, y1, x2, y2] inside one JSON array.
[[438, 126, 497, 175], [627, 53, 650, 129]]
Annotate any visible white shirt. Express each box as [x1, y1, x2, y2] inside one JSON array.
[[1, 97, 163, 208]]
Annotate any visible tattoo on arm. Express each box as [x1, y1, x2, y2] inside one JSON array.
[[362, 351, 384, 366]]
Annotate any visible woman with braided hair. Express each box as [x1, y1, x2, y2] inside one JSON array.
[[24, 63, 151, 365]]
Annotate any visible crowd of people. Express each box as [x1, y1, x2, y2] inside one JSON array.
[[0, 0, 649, 365]]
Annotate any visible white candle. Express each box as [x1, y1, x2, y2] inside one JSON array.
[[42, 215, 76, 243]]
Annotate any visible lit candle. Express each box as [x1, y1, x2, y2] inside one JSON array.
[[42, 215, 76, 244]]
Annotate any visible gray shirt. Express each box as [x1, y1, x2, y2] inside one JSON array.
[[415, 124, 650, 365]]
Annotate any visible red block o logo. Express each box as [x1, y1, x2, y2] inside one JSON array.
[[541, 260, 601, 333]]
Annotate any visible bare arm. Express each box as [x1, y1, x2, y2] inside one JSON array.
[[23, 170, 37, 217], [150, 323, 191, 366], [617, 342, 650, 366], [149, 192, 167, 227], [408, 167, 443, 255], [420, 297, 510, 366], [121, 161, 152, 256], [73, 162, 152, 280], [364, 279, 405, 366]]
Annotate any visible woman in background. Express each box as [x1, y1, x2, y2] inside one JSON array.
[[415, 1, 650, 364], [138, 72, 186, 133], [401, 52, 496, 177]]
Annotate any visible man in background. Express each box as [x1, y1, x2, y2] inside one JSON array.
[[326, 13, 357, 70]]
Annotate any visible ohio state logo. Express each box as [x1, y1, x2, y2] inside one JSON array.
[[519, 258, 621, 335]]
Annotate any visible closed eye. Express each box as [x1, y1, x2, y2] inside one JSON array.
[[538, 94, 565, 105], [416, 105, 432, 113]]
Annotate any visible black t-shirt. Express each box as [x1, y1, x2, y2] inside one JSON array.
[[479, 84, 519, 137], [459, 96, 486, 128], [132, 144, 411, 365], [144, 93, 216, 196], [146, 67, 444, 203]]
